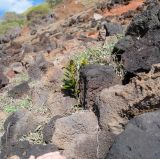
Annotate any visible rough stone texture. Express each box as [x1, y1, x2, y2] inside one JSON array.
[[113, 1, 160, 79], [102, 21, 124, 36], [43, 115, 62, 144], [26, 54, 51, 80], [64, 134, 98, 159], [106, 111, 160, 159], [0, 140, 58, 159], [79, 64, 121, 109], [47, 92, 78, 117], [27, 64, 42, 80], [31, 87, 48, 108], [8, 82, 30, 99], [0, 41, 23, 67], [1, 109, 46, 148], [10, 62, 23, 73], [52, 111, 98, 149], [97, 0, 131, 11], [116, 29, 160, 74], [64, 130, 113, 159], [0, 72, 9, 89], [126, 1, 160, 37], [95, 63, 160, 155]]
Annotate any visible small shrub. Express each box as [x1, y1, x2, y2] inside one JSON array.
[[0, 19, 25, 35], [25, 3, 50, 21], [1, 96, 32, 113]]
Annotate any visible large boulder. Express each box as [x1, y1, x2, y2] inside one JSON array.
[[79, 64, 121, 109], [106, 111, 160, 159], [95, 63, 160, 155], [113, 1, 160, 81], [126, 0, 160, 37], [52, 111, 111, 159], [63, 130, 113, 159], [52, 111, 98, 149]]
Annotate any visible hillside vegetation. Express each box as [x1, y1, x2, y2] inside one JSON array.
[[0, 0, 61, 35], [1, 0, 160, 159]]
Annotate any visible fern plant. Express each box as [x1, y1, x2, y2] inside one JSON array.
[[62, 60, 77, 97]]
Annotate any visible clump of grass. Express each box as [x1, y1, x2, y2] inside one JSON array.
[[0, 95, 32, 113], [0, 19, 25, 35], [25, 3, 50, 21], [62, 60, 77, 97], [12, 72, 29, 85], [25, 3, 50, 15], [20, 125, 44, 144]]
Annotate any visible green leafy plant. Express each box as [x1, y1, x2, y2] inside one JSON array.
[[2, 96, 32, 113], [62, 34, 124, 98], [25, 3, 50, 26], [0, 19, 25, 35], [0, 11, 26, 35], [62, 60, 77, 97]]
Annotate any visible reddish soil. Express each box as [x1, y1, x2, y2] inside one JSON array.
[[103, 0, 144, 17], [54, 0, 85, 19]]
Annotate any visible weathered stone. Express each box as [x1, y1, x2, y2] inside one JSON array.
[[126, 1, 160, 37], [31, 88, 48, 108], [43, 115, 62, 144], [10, 62, 23, 73], [28, 65, 42, 80], [95, 64, 160, 155], [52, 111, 98, 149], [114, 29, 160, 80], [79, 64, 121, 109], [106, 111, 160, 159], [113, 2, 160, 80], [64, 130, 113, 159], [102, 21, 124, 36], [8, 82, 30, 99], [47, 92, 77, 117]]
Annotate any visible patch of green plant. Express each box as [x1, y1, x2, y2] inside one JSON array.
[[62, 60, 78, 97], [0, 19, 25, 35], [20, 125, 44, 144], [12, 72, 29, 85], [62, 34, 124, 98], [0, 11, 26, 35], [25, 3, 50, 21], [1, 96, 32, 113]]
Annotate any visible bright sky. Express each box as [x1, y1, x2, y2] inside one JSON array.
[[0, 0, 44, 16]]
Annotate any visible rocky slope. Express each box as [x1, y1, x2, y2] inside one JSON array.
[[0, 0, 160, 159]]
